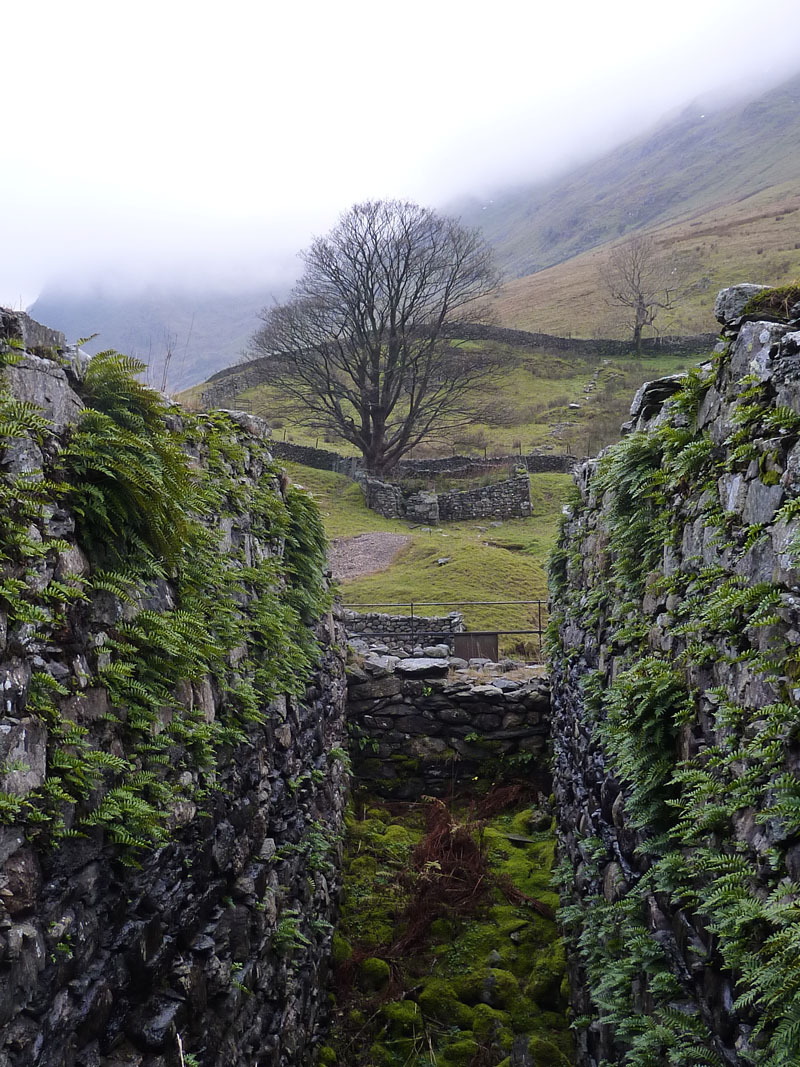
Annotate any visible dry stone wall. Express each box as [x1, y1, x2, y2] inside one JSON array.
[[362, 473, 532, 523], [267, 440, 362, 479], [200, 325, 717, 411], [437, 475, 532, 521], [440, 320, 718, 357], [549, 286, 800, 1066], [0, 312, 349, 1067], [346, 652, 551, 798], [342, 609, 465, 655], [392, 452, 576, 478]]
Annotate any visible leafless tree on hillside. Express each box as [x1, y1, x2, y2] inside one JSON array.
[[603, 235, 680, 355], [249, 200, 500, 475]]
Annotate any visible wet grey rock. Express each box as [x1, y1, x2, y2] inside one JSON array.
[[1, 437, 43, 476], [423, 644, 450, 658], [468, 684, 503, 699], [729, 320, 786, 381], [742, 480, 784, 526], [629, 375, 685, 426], [4, 355, 82, 434], [0, 310, 65, 353], [713, 283, 770, 324], [395, 657, 450, 676], [217, 409, 270, 439]]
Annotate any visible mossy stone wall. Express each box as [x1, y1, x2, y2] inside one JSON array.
[[347, 656, 550, 797], [549, 290, 800, 1066], [0, 311, 348, 1067]]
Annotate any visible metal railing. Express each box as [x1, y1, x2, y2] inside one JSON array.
[[340, 599, 548, 648]]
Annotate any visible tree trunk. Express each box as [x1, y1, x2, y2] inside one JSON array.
[[633, 322, 643, 357]]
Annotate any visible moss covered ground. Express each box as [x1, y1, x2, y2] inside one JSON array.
[[321, 793, 572, 1067]]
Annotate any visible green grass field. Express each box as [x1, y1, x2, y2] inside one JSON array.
[[208, 342, 708, 462], [283, 461, 572, 658]]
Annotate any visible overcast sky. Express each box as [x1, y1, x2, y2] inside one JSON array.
[[3, 0, 799, 307]]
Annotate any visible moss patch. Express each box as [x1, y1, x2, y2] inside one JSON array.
[[322, 793, 573, 1066], [742, 282, 800, 320]]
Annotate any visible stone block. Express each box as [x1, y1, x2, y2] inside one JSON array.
[[742, 479, 784, 526], [348, 675, 404, 700], [4, 355, 82, 433], [0, 715, 46, 793], [395, 657, 449, 676], [0, 309, 65, 352], [713, 284, 770, 324]]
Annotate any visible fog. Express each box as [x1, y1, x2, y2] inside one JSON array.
[[3, 0, 799, 307]]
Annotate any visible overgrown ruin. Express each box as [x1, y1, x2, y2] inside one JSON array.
[[3, 286, 800, 1065]]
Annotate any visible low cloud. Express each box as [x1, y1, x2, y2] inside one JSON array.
[[2, 0, 799, 308]]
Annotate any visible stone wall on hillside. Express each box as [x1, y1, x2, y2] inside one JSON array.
[[394, 452, 576, 478], [346, 652, 551, 798], [261, 440, 574, 484], [360, 476, 406, 519], [362, 473, 532, 523], [549, 286, 800, 1066], [0, 311, 349, 1067], [438, 475, 532, 521], [200, 356, 273, 409], [199, 326, 717, 411], [440, 320, 718, 356], [341, 609, 465, 654], [267, 440, 362, 479]]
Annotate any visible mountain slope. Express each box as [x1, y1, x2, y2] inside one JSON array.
[[30, 73, 800, 381], [459, 72, 800, 281], [28, 286, 277, 391], [490, 179, 800, 336]]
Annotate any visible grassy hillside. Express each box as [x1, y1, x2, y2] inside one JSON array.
[[193, 338, 710, 459], [491, 181, 800, 337], [460, 72, 800, 282]]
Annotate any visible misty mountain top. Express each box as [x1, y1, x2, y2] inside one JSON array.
[[28, 66, 800, 390]]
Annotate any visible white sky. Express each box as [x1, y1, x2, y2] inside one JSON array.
[[3, 0, 800, 306]]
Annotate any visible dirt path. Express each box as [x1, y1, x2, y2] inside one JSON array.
[[329, 532, 412, 582]]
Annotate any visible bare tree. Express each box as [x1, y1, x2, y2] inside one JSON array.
[[604, 235, 679, 355], [249, 200, 499, 474]]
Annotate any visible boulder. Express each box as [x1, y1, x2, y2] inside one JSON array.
[[713, 284, 770, 325]]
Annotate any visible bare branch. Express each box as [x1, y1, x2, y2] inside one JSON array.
[[602, 235, 680, 354], [249, 200, 500, 473]]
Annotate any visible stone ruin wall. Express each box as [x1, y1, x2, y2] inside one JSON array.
[[0, 312, 349, 1067], [362, 474, 533, 524], [346, 653, 551, 799], [266, 440, 574, 482], [437, 475, 533, 522], [265, 440, 362, 480], [341, 609, 465, 655], [549, 285, 800, 1066]]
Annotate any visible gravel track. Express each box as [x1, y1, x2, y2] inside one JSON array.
[[329, 533, 412, 582]]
